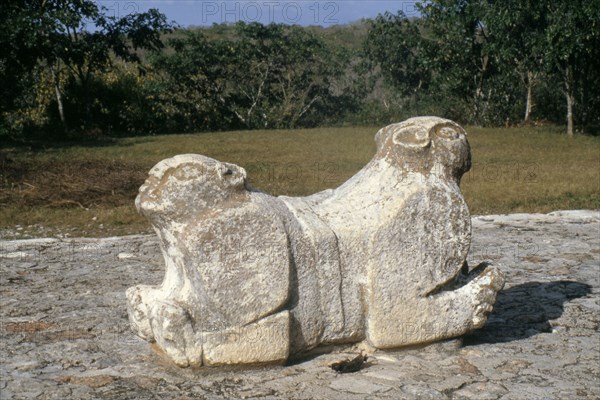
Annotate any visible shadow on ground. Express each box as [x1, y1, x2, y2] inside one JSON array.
[[464, 280, 592, 345]]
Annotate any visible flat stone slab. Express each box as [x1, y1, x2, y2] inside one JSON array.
[[1, 211, 599, 399]]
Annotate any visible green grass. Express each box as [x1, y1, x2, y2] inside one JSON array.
[[1, 125, 598, 238]]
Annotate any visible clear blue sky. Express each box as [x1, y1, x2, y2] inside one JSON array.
[[95, 1, 419, 27]]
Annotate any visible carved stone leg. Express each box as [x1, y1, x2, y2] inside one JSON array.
[[127, 285, 201, 367], [126, 285, 159, 341], [201, 311, 291, 366], [148, 299, 202, 367], [367, 264, 505, 348]]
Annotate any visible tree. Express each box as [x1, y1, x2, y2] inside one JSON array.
[[485, 0, 548, 123], [226, 22, 340, 129], [0, 1, 46, 125], [0, 0, 171, 135], [153, 22, 342, 130], [544, 0, 600, 135], [417, 0, 495, 125], [365, 12, 429, 115], [150, 30, 230, 132]]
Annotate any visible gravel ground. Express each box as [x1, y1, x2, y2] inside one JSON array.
[[1, 210, 599, 399]]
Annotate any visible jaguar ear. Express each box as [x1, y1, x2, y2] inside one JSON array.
[[218, 162, 247, 189], [433, 122, 466, 140], [392, 124, 431, 149]]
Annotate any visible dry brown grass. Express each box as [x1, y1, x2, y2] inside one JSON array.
[[1, 125, 598, 238]]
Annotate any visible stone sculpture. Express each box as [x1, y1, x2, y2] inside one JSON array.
[[126, 116, 505, 367]]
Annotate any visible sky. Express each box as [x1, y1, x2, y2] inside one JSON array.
[[95, 1, 420, 27]]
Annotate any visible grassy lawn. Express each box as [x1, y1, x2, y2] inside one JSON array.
[[1, 125, 598, 238]]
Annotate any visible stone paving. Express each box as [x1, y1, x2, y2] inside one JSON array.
[[1, 210, 599, 399]]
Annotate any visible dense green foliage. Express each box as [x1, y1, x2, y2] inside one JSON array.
[[149, 23, 349, 131], [2, 0, 599, 141], [0, 0, 171, 138]]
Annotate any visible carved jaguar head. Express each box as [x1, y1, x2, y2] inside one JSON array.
[[374, 116, 471, 182], [136, 154, 247, 224]]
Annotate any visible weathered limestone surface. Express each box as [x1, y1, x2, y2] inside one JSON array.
[[1, 211, 598, 399], [127, 117, 506, 367]]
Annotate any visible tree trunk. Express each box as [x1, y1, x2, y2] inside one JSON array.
[[50, 63, 66, 130], [524, 71, 533, 123], [413, 80, 422, 116], [473, 55, 489, 126], [414, 91, 419, 116], [566, 91, 574, 136], [564, 66, 574, 136], [76, 66, 93, 132], [83, 81, 92, 131]]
